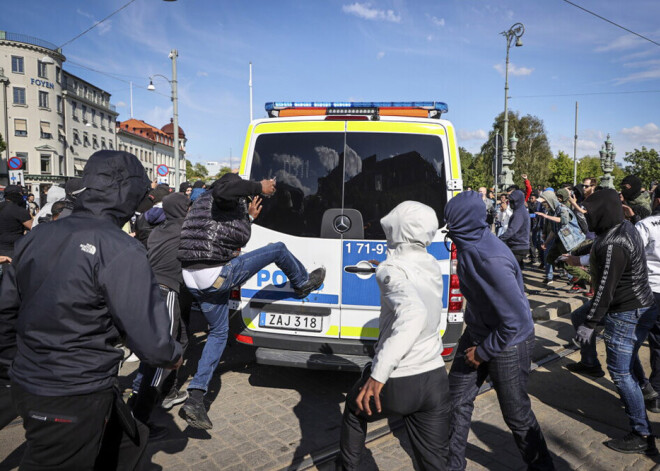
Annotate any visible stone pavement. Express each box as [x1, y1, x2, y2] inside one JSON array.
[[1, 266, 655, 471]]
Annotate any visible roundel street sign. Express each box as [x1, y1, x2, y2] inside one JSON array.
[[156, 164, 169, 176], [8, 157, 23, 170]]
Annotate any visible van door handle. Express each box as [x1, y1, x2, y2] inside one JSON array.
[[344, 265, 376, 274]]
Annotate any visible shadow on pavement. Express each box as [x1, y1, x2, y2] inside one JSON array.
[[248, 365, 358, 470]]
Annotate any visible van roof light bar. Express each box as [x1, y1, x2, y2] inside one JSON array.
[[264, 101, 449, 119]]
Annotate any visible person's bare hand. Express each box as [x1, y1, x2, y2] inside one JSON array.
[[535, 212, 546, 218], [151, 179, 158, 189], [0, 255, 12, 264], [261, 179, 276, 195], [356, 377, 384, 416], [522, 174, 528, 180], [465, 346, 483, 369], [248, 196, 263, 220], [541, 243, 547, 251], [622, 204, 635, 218], [562, 254, 582, 266]]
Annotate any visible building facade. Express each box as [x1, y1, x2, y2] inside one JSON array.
[[116, 118, 186, 185]]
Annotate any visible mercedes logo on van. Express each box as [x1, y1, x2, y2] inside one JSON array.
[[333, 215, 351, 233]]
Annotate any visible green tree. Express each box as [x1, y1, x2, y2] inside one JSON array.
[[459, 147, 492, 190], [0, 132, 5, 154], [577, 155, 628, 188], [547, 151, 575, 188], [186, 159, 209, 181], [623, 147, 660, 188], [214, 166, 232, 179], [479, 111, 554, 188]]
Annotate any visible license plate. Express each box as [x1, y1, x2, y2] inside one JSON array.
[[258, 312, 323, 332]]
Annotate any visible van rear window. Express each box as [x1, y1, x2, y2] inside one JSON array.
[[249, 131, 446, 240]]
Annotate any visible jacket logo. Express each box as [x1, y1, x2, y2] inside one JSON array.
[[80, 243, 97, 255]]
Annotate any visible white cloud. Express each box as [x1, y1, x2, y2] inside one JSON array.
[[315, 146, 340, 172], [197, 71, 209, 77], [494, 63, 534, 77], [144, 105, 173, 128], [426, 34, 434, 42], [116, 101, 127, 108], [458, 129, 487, 141], [342, 3, 401, 23], [76, 9, 112, 35], [595, 34, 645, 53], [377, 51, 385, 60], [614, 60, 660, 85], [430, 16, 445, 27], [620, 123, 660, 146]]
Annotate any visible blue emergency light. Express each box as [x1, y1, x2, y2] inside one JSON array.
[[265, 101, 449, 114]]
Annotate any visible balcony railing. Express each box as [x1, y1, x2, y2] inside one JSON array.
[[0, 31, 61, 53]]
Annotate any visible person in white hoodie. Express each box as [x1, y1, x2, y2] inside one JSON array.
[[339, 201, 449, 471], [32, 185, 66, 227]]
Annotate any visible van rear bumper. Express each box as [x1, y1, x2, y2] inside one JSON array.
[[255, 348, 371, 371]]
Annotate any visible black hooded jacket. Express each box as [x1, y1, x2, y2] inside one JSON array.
[[499, 190, 530, 251], [0, 151, 181, 396], [582, 189, 655, 329], [147, 192, 189, 292]]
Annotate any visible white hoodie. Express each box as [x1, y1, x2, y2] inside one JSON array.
[[32, 186, 66, 227], [636, 211, 660, 294], [370, 201, 445, 383]]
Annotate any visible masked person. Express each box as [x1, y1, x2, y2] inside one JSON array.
[[0, 151, 182, 470], [574, 189, 658, 454], [621, 175, 652, 224], [444, 191, 554, 471], [339, 201, 450, 471]]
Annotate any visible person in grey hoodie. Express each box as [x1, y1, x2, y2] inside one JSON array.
[[339, 201, 450, 471]]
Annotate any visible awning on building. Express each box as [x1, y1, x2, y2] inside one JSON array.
[[15, 119, 27, 132], [74, 163, 85, 172], [40, 122, 51, 134]]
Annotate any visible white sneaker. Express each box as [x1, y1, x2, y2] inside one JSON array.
[[125, 352, 139, 362]]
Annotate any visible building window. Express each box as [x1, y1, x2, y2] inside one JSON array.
[[71, 101, 78, 120], [100, 112, 105, 129], [109, 117, 114, 133], [58, 125, 65, 142], [57, 96, 63, 113], [109, 141, 114, 150], [40, 122, 53, 139], [39, 91, 49, 109], [37, 60, 48, 79], [59, 155, 65, 175], [91, 109, 96, 126], [41, 154, 51, 174], [83, 133, 90, 147], [11, 56, 24, 73], [56, 66, 61, 84], [13, 87, 26, 105], [82, 105, 87, 122], [16, 152, 28, 173], [92, 135, 99, 149], [73, 130, 81, 145], [14, 119, 27, 136], [101, 138, 107, 149]]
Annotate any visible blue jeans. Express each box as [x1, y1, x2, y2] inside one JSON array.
[[544, 240, 554, 280], [186, 242, 309, 392], [448, 331, 554, 471], [647, 293, 660, 394], [603, 305, 659, 436]]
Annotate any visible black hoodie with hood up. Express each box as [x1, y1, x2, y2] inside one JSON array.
[[0, 151, 182, 396], [499, 189, 530, 251]]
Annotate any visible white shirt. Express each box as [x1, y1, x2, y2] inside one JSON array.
[[183, 265, 224, 291], [636, 213, 660, 293]]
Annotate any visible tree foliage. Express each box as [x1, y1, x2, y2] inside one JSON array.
[[624, 147, 660, 188], [547, 151, 575, 189], [460, 147, 492, 190], [186, 159, 209, 181], [0, 132, 5, 154], [214, 166, 232, 179]]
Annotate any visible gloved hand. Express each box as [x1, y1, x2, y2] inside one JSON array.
[[574, 325, 595, 347]]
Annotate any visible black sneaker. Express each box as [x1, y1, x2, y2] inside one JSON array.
[[161, 388, 188, 410], [641, 383, 659, 401], [646, 397, 660, 413], [565, 361, 605, 378], [182, 397, 213, 430], [604, 432, 658, 455], [294, 268, 326, 299]]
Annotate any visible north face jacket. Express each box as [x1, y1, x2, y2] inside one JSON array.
[[0, 150, 182, 396]]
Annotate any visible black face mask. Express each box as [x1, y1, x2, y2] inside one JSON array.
[[5, 193, 24, 206]]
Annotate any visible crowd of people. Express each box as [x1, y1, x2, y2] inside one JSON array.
[[0, 149, 658, 470]]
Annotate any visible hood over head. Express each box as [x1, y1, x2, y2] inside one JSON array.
[[380, 201, 438, 251], [64, 178, 84, 200], [538, 190, 560, 211], [162, 192, 189, 219], [556, 188, 571, 204], [193, 180, 205, 189], [583, 189, 624, 235], [74, 150, 151, 226], [179, 181, 192, 193], [621, 175, 642, 201], [151, 184, 171, 204], [508, 189, 525, 210], [444, 191, 489, 248], [47, 186, 66, 203]]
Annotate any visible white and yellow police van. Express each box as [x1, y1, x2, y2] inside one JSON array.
[[229, 101, 465, 370]]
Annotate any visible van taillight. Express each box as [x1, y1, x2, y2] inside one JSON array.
[[234, 334, 253, 344], [230, 288, 241, 301], [448, 244, 463, 313]]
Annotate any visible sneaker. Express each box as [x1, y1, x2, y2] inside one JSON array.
[[565, 361, 605, 378], [604, 432, 658, 455], [182, 397, 213, 430], [642, 383, 659, 401], [126, 390, 138, 409], [585, 289, 595, 297], [647, 397, 660, 413], [543, 278, 554, 286], [293, 268, 326, 299], [161, 388, 188, 410], [570, 284, 583, 291]]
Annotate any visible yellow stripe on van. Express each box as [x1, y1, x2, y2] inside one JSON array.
[[239, 124, 254, 175], [446, 125, 460, 178], [254, 121, 345, 134], [341, 326, 380, 338], [347, 121, 446, 135], [325, 325, 339, 336]]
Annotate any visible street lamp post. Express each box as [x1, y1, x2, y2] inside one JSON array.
[[148, 49, 180, 189], [599, 134, 616, 189], [500, 22, 525, 191]]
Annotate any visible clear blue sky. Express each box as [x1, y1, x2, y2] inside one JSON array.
[[5, 0, 659, 168]]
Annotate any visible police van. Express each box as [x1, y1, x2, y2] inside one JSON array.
[[228, 101, 465, 371]]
